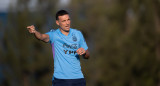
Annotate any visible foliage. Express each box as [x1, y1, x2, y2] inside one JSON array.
[[69, 0, 160, 86], [1, 0, 160, 86]]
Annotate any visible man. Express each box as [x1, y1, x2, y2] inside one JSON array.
[[27, 10, 89, 86]]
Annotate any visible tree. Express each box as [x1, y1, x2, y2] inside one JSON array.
[[2, 0, 58, 86], [69, 0, 160, 86]]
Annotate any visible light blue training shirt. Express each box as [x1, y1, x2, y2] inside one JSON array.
[[45, 28, 88, 80]]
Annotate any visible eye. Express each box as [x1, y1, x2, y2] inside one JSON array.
[[62, 20, 66, 22]]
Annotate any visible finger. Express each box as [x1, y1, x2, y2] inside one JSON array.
[[80, 51, 85, 55], [76, 50, 80, 55], [77, 49, 81, 55], [31, 25, 35, 28], [27, 25, 32, 28], [27, 27, 33, 30], [31, 28, 35, 30], [27, 25, 30, 28], [27, 25, 34, 28], [31, 25, 34, 28], [81, 49, 86, 55], [82, 51, 86, 55], [76, 49, 80, 53], [78, 50, 84, 55], [27, 27, 35, 32], [28, 29, 34, 33], [28, 30, 33, 33], [76, 48, 85, 55], [27, 28, 31, 31]]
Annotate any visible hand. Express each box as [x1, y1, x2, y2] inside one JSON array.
[[76, 48, 86, 55], [27, 25, 36, 33]]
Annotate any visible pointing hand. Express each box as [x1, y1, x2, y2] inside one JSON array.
[[27, 25, 36, 33]]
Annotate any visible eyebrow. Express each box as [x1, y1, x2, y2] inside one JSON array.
[[62, 18, 70, 22]]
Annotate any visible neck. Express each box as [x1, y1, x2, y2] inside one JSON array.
[[59, 28, 69, 36]]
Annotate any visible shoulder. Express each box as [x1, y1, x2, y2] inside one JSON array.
[[70, 28, 84, 40], [70, 28, 82, 34], [49, 29, 59, 33], [46, 29, 58, 34], [45, 29, 59, 39]]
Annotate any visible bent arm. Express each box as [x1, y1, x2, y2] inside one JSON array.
[[83, 49, 90, 59], [34, 31, 49, 43], [27, 25, 49, 43], [77, 48, 90, 59]]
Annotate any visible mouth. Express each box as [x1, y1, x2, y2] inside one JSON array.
[[65, 26, 70, 28]]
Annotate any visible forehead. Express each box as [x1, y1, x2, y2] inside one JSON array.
[[58, 14, 70, 20]]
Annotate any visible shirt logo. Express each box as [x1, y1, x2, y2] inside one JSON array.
[[72, 34, 77, 42], [63, 43, 78, 55]]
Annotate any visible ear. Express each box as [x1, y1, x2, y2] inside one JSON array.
[[56, 20, 59, 26]]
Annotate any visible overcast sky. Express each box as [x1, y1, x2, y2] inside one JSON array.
[[0, 0, 70, 12], [59, 0, 70, 6], [0, 0, 17, 12]]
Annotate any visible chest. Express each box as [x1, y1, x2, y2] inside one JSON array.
[[54, 33, 81, 50]]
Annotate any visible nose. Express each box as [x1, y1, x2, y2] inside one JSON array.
[[66, 20, 70, 25], [66, 21, 69, 25]]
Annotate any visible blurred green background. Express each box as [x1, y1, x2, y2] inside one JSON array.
[[1, 0, 160, 86]]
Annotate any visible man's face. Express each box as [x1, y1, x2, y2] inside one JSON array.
[[56, 14, 71, 32]]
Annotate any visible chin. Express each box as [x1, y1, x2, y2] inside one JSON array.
[[65, 28, 70, 32]]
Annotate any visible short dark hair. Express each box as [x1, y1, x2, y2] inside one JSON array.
[[56, 10, 69, 20]]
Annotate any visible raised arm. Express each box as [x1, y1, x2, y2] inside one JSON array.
[[27, 25, 49, 43]]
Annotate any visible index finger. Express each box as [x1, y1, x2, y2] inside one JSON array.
[[27, 26, 31, 29], [27, 25, 34, 28]]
